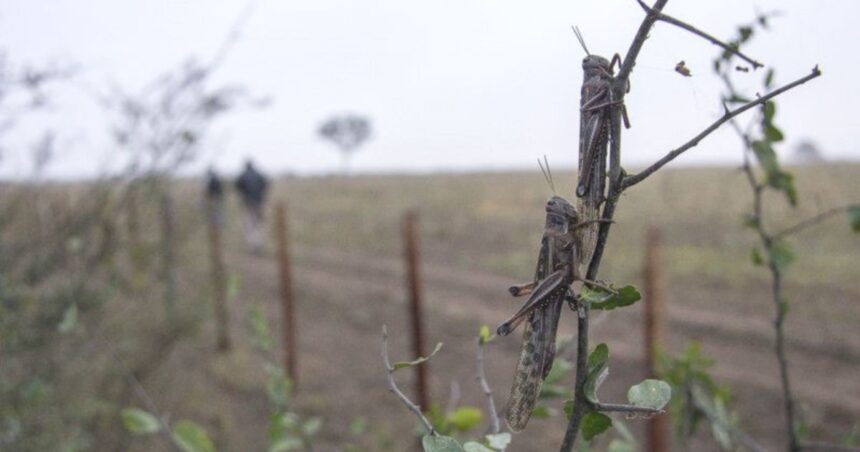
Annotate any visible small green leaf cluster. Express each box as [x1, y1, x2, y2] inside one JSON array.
[[426, 405, 484, 436], [715, 14, 797, 207], [579, 285, 640, 311], [570, 344, 670, 443], [422, 432, 512, 452], [396, 327, 511, 451], [658, 342, 740, 450], [121, 408, 215, 452]]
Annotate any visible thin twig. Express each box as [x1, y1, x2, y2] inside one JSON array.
[[91, 328, 182, 452], [381, 325, 436, 436], [621, 67, 821, 190], [773, 204, 858, 240], [476, 338, 501, 434], [636, 0, 763, 69]]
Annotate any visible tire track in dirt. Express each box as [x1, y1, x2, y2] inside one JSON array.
[[292, 246, 860, 415]]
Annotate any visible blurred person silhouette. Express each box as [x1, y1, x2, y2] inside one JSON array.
[[234, 159, 269, 254], [204, 167, 225, 226]]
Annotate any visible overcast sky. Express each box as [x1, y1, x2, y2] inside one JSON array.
[[1, 0, 857, 179]]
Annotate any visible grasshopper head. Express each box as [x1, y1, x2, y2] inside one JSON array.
[[545, 196, 579, 237], [583, 55, 612, 78]]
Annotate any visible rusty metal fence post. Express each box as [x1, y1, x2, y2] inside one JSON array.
[[403, 210, 430, 411], [159, 192, 177, 322], [206, 196, 231, 351], [644, 227, 669, 452], [275, 201, 298, 385]]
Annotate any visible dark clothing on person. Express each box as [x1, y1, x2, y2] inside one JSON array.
[[206, 172, 224, 199], [235, 165, 268, 207]]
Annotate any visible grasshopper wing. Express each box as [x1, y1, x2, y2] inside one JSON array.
[[504, 291, 564, 432]]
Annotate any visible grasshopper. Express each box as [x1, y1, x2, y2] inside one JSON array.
[[496, 164, 590, 431], [574, 26, 630, 270]]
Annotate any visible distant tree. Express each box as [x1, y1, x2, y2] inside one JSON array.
[[317, 114, 372, 173], [792, 139, 824, 163]]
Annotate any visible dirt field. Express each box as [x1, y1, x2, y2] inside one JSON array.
[[116, 164, 858, 451]]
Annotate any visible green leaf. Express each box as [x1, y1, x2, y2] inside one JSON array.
[[58, 304, 78, 334], [738, 26, 753, 43], [627, 379, 672, 410], [269, 438, 303, 452], [544, 358, 572, 385], [769, 240, 795, 272], [249, 305, 273, 351], [301, 417, 322, 436], [765, 124, 784, 143], [393, 342, 443, 370], [584, 344, 609, 403], [463, 443, 494, 452], [121, 407, 161, 435], [750, 248, 764, 266], [479, 325, 493, 344], [172, 420, 215, 452], [581, 412, 612, 441], [531, 405, 554, 419], [742, 214, 760, 229], [770, 170, 798, 206], [563, 400, 575, 420], [607, 439, 635, 452], [269, 412, 300, 442], [269, 437, 303, 452], [763, 101, 776, 123], [486, 432, 512, 450], [848, 206, 860, 233], [447, 407, 482, 432], [265, 364, 293, 407], [422, 435, 466, 452], [582, 285, 641, 311], [349, 417, 368, 436], [752, 140, 779, 174], [764, 69, 775, 88]]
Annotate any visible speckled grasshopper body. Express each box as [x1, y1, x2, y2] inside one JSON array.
[[496, 195, 584, 432]]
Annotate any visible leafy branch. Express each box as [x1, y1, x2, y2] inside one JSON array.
[[714, 18, 859, 450], [559, 1, 821, 450]]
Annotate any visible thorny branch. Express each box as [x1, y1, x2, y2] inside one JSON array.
[[735, 117, 858, 452], [381, 325, 436, 436], [773, 204, 859, 241], [636, 0, 763, 69], [476, 337, 501, 434], [560, 1, 821, 450], [621, 67, 821, 191]]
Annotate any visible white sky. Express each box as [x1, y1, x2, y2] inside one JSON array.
[[1, 0, 858, 179]]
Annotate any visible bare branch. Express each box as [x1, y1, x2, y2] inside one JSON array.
[[621, 67, 821, 190], [636, 0, 763, 69], [381, 325, 436, 436], [476, 337, 501, 434], [616, 0, 670, 84], [773, 204, 858, 240]]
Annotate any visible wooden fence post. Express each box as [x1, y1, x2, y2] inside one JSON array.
[[275, 201, 298, 385], [403, 210, 430, 412], [160, 192, 177, 322], [206, 196, 231, 351], [644, 227, 669, 452]]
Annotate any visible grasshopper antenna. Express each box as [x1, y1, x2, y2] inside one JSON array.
[[571, 25, 591, 56], [538, 155, 556, 195]]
